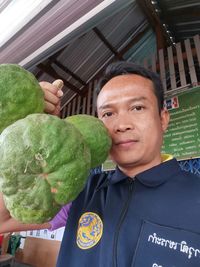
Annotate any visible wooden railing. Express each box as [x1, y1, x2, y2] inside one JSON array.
[[152, 34, 200, 95], [61, 34, 200, 118], [61, 80, 98, 118]]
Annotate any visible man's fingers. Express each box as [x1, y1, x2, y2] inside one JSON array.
[[52, 104, 61, 116], [40, 81, 58, 94], [43, 89, 59, 105], [57, 89, 64, 97], [44, 101, 56, 113], [44, 102, 60, 116], [40, 80, 64, 96], [53, 80, 64, 98], [40, 80, 64, 116]]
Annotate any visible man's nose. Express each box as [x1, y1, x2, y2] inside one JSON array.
[[114, 116, 133, 132]]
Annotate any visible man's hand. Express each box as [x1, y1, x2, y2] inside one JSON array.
[[39, 79, 64, 116], [0, 192, 51, 234], [0, 192, 11, 224]]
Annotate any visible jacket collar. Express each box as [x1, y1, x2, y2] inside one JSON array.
[[106, 155, 181, 188], [135, 157, 180, 187]]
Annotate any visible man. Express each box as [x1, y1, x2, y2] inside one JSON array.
[[1, 62, 200, 266], [56, 62, 200, 267]]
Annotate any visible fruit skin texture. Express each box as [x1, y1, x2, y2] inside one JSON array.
[[0, 64, 44, 133], [66, 114, 112, 168], [0, 114, 91, 223]]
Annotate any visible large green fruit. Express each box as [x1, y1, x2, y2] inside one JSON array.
[[0, 114, 91, 223], [66, 114, 111, 168], [0, 64, 44, 133]]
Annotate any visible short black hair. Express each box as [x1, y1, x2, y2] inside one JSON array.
[[96, 61, 164, 113]]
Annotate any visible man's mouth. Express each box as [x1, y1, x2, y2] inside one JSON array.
[[115, 139, 138, 146]]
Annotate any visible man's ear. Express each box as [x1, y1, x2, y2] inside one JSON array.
[[160, 108, 170, 133]]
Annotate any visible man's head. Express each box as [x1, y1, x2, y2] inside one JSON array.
[[96, 61, 164, 114], [96, 61, 169, 177]]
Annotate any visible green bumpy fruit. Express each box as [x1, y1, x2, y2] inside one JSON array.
[[0, 114, 91, 223], [66, 114, 112, 168], [0, 64, 44, 133]]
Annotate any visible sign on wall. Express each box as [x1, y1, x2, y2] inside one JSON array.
[[162, 87, 200, 160], [20, 227, 65, 242]]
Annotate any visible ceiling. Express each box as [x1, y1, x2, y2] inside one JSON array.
[[0, 0, 199, 111], [151, 0, 200, 42]]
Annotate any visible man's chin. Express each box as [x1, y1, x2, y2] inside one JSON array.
[[116, 160, 140, 168]]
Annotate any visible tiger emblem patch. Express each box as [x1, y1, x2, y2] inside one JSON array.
[[76, 212, 103, 249]]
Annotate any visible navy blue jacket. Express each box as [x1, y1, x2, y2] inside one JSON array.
[[57, 158, 200, 267]]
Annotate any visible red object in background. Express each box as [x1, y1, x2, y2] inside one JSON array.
[[0, 235, 3, 246]]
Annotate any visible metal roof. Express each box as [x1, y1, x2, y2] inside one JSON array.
[[0, 0, 199, 108], [34, 1, 156, 106]]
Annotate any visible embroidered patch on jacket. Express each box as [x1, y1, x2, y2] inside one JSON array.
[[76, 212, 103, 249]]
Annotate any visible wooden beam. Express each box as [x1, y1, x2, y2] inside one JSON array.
[[50, 46, 67, 58], [119, 25, 150, 56], [162, 7, 200, 18], [37, 63, 81, 95], [50, 59, 87, 86], [61, 24, 160, 108], [93, 27, 124, 60], [80, 25, 151, 95], [155, 24, 167, 51], [136, 0, 172, 50], [35, 69, 44, 80]]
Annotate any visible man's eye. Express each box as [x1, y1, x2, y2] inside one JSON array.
[[102, 112, 113, 117], [132, 106, 144, 111]]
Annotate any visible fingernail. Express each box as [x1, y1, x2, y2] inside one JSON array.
[[52, 79, 64, 90], [57, 90, 63, 97]]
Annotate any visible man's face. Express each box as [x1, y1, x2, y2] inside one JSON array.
[[97, 74, 169, 175]]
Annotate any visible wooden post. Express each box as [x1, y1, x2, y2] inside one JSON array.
[[194, 35, 200, 67], [92, 80, 98, 116], [76, 95, 81, 115], [167, 46, 176, 89], [175, 42, 187, 87], [158, 48, 167, 91], [66, 102, 71, 117], [61, 106, 66, 119], [82, 97, 86, 114], [87, 83, 92, 115], [185, 38, 198, 86], [71, 98, 76, 115], [151, 53, 157, 72]]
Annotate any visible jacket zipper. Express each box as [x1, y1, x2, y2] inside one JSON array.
[[112, 179, 134, 267]]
